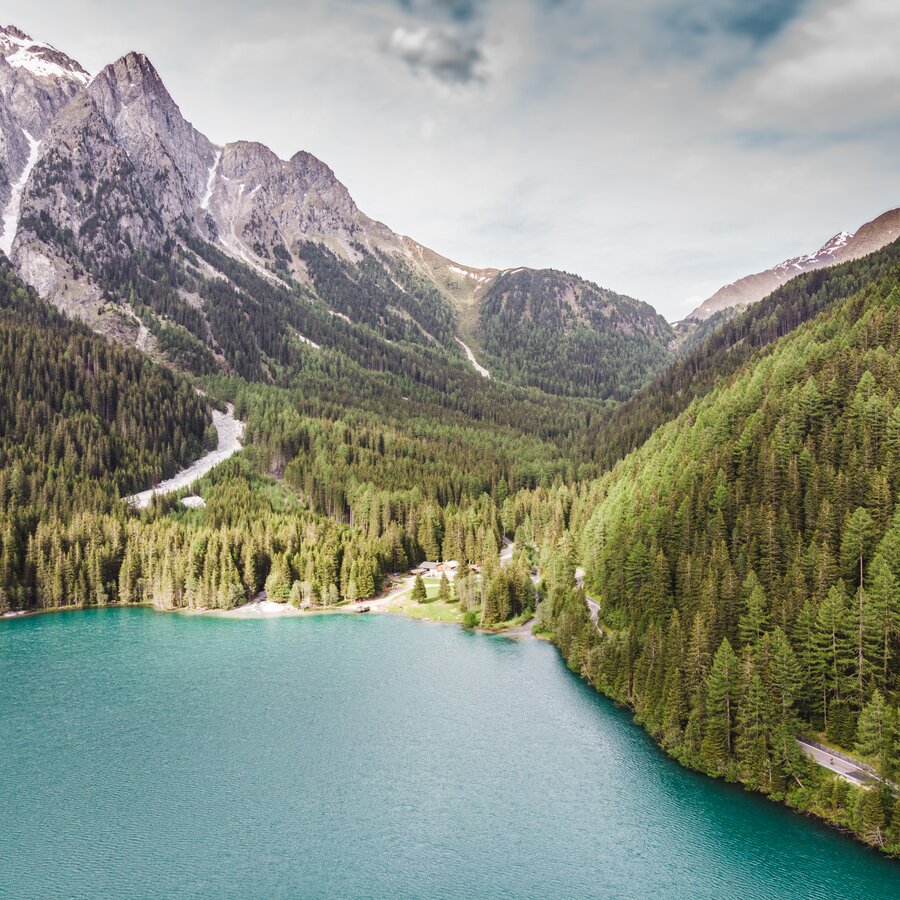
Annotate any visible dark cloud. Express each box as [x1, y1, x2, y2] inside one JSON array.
[[667, 0, 808, 48], [397, 0, 485, 23], [388, 25, 484, 84], [722, 0, 808, 43]]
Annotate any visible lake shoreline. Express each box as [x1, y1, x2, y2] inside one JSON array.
[[549, 627, 900, 861], [1, 595, 540, 639], [2, 600, 894, 862]]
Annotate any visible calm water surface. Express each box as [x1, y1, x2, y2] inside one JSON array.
[[1, 608, 897, 898]]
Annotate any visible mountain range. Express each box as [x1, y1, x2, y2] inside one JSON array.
[[2, 20, 900, 861], [0, 25, 673, 400], [5, 23, 900, 401]]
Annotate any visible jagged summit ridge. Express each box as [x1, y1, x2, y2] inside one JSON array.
[[86, 51, 216, 223], [0, 25, 90, 85]]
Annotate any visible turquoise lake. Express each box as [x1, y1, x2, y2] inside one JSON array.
[[1, 608, 897, 898]]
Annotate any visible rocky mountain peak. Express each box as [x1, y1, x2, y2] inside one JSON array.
[[288, 149, 360, 216], [87, 51, 215, 222], [1, 25, 29, 41], [0, 25, 90, 85], [686, 208, 899, 321], [90, 51, 166, 105], [0, 25, 91, 210]]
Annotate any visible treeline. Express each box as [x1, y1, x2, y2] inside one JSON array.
[[14, 452, 518, 613], [520, 270, 900, 853], [227, 380, 581, 515]]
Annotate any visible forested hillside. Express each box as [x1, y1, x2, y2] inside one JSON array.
[[525, 260, 900, 852], [0, 254, 545, 615], [597, 237, 900, 470], [478, 269, 674, 399], [0, 260, 211, 608]]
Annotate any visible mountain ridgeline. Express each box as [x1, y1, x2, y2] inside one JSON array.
[[478, 269, 674, 398], [685, 208, 900, 322], [0, 26, 670, 405]]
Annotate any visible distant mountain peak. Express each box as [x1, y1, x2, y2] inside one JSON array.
[[686, 210, 899, 321], [0, 25, 90, 85]]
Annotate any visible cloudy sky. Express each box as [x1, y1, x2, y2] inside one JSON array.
[[8, 0, 900, 318]]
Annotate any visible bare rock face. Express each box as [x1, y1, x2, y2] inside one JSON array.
[[835, 208, 900, 263], [13, 88, 168, 313], [0, 72, 28, 208], [0, 22, 473, 326], [0, 26, 90, 246], [0, 25, 88, 136], [88, 52, 216, 227], [203, 140, 403, 275]]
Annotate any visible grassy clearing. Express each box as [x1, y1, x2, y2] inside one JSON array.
[[388, 577, 466, 623], [480, 611, 534, 633]]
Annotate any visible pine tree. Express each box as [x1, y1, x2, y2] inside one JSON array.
[[866, 554, 899, 689], [438, 573, 451, 602], [766, 628, 802, 727], [411, 573, 427, 604], [265, 554, 291, 602], [357, 556, 375, 599], [661, 665, 687, 749], [739, 582, 769, 648], [736, 671, 773, 790], [840, 507, 876, 589], [686, 611, 711, 700], [856, 690, 889, 776], [858, 791, 885, 847], [701, 638, 739, 771], [813, 583, 852, 727]]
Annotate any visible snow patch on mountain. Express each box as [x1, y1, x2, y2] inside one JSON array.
[[0, 27, 90, 84], [0, 128, 40, 256], [200, 150, 221, 210]]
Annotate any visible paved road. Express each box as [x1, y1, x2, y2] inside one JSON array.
[[796, 740, 876, 787], [574, 567, 603, 635]]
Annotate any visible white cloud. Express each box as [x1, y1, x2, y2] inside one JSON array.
[[738, 0, 900, 129], [388, 24, 485, 84]]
